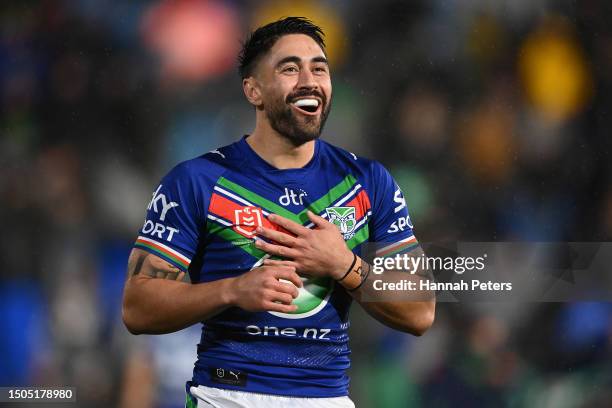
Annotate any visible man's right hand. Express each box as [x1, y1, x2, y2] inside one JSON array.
[[227, 265, 303, 314], [123, 249, 303, 334]]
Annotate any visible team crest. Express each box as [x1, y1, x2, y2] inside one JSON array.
[[326, 206, 357, 240], [234, 206, 263, 237]]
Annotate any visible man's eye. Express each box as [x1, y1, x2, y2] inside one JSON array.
[[283, 66, 298, 73]]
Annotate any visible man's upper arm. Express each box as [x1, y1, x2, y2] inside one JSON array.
[[131, 162, 205, 277], [368, 162, 435, 291], [126, 248, 187, 281], [128, 163, 203, 286]]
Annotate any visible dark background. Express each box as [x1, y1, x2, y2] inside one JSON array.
[[1, 1, 611, 407]]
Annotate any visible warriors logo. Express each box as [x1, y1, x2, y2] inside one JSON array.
[[325, 206, 357, 240]]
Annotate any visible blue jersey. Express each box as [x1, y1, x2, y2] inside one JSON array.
[[134, 136, 417, 397]]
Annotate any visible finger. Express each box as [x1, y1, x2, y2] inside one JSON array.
[[263, 259, 299, 269], [268, 213, 309, 236], [176, 271, 186, 281], [270, 291, 295, 305], [264, 301, 298, 314], [256, 226, 297, 246], [250, 254, 271, 270], [273, 268, 303, 288], [274, 281, 300, 298], [255, 239, 300, 259], [307, 210, 329, 228]]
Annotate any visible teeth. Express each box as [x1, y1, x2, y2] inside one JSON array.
[[293, 98, 319, 108]]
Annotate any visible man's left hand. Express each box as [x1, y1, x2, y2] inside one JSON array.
[[255, 211, 354, 280]]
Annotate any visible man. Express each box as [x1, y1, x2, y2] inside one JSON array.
[[122, 17, 435, 408]]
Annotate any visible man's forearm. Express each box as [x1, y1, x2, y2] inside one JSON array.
[[122, 275, 234, 335], [122, 248, 304, 335], [359, 299, 435, 336], [338, 255, 436, 335]]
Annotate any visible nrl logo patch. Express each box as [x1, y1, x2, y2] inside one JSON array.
[[234, 206, 263, 237], [326, 206, 357, 240]]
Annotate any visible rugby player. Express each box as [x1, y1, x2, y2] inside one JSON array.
[[122, 17, 435, 408]]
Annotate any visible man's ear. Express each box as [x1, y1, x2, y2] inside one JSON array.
[[243, 77, 263, 107]]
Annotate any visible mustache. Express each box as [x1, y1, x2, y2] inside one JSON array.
[[286, 90, 325, 105]]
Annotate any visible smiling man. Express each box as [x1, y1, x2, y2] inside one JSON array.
[[122, 17, 435, 408]]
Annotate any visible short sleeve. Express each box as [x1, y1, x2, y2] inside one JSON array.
[[133, 164, 204, 271], [368, 161, 419, 256]]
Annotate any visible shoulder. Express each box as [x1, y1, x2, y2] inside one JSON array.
[[319, 140, 388, 181], [164, 140, 243, 185]]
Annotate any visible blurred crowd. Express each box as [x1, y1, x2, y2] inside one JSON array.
[[1, 1, 611, 407]]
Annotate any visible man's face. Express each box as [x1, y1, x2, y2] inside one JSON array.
[[253, 34, 332, 146]]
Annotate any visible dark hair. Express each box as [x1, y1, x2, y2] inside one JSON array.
[[238, 17, 326, 79]]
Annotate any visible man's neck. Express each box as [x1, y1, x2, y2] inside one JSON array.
[[247, 123, 315, 170]]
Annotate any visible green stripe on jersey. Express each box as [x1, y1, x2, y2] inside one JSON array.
[[217, 174, 358, 223], [306, 174, 357, 218], [346, 224, 370, 250], [185, 392, 197, 408], [210, 224, 267, 259], [217, 177, 298, 221]]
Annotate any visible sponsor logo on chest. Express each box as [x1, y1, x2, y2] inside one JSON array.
[[278, 187, 307, 206]]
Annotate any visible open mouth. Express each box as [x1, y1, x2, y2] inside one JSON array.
[[291, 98, 321, 115]]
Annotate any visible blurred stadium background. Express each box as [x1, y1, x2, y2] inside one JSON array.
[[1, 0, 612, 407]]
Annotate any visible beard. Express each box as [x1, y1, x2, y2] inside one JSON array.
[[264, 90, 331, 147]]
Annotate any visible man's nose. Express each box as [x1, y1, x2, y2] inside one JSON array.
[[296, 67, 318, 90]]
